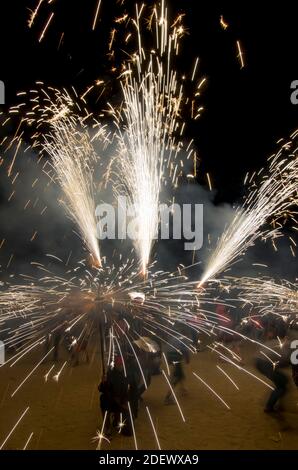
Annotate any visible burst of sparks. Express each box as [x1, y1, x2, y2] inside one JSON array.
[[199, 140, 298, 286]]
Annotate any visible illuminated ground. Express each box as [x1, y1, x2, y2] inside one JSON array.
[[0, 340, 298, 450]]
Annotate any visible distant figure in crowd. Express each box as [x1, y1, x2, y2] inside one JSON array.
[[44, 332, 52, 356], [77, 331, 90, 364], [292, 362, 298, 387], [70, 330, 91, 366], [53, 326, 63, 362], [255, 328, 291, 413], [216, 304, 235, 343], [68, 335, 79, 366], [164, 334, 190, 405]]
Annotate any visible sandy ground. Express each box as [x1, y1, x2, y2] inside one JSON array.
[[0, 339, 298, 450]]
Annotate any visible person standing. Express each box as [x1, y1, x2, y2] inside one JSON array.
[[164, 334, 190, 405], [255, 331, 291, 412]]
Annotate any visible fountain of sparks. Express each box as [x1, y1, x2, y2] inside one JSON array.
[[108, 1, 201, 275], [199, 136, 298, 286]]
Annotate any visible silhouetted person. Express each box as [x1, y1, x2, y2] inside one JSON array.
[[53, 328, 62, 362], [164, 335, 190, 405], [255, 331, 291, 412], [98, 356, 132, 436], [292, 363, 298, 387], [77, 333, 90, 364]]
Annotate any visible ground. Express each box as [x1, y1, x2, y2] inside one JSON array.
[[0, 340, 298, 450]]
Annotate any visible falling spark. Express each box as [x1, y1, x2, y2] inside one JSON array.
[[224, 358, 274, 390], [30, 231, 38, 242], [44, 365, 55, 382], [23, 432, 34, 450], [216, 365, 239, 390], [236, 40, 245, 69], [0, 407, 30, 450], [115, 14, 128, 24], [109, 28, 116, 50], [39, 12, 54, 43], [7, 254, 14, 268], [220, 15, 229, 30], [92, 0, 102, 31], [53, 360, 67, 382], [127, 401, 138, 450], [11, 348, 54, 397], [146, 406, 161, 450], [206, 172, 212, 191], [8, 138, 22, 177], [95, 411, 109, 450], [58, 32, 64, 50], [162, 369, 186, 422], [193, 372, 231, 409], [191, 57, 199, 81], [28, 0, 44, 28]]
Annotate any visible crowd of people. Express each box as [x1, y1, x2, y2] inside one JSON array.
[[43, 303, 298, 440], [215, 304, 298, 414], [97, 315, 192, 437], [97, 305, 298, 438]]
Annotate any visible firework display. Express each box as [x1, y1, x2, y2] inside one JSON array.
[[0, 0, 298, 455]]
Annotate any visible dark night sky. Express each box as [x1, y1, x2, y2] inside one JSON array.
[[0, 1, 297, 276]]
